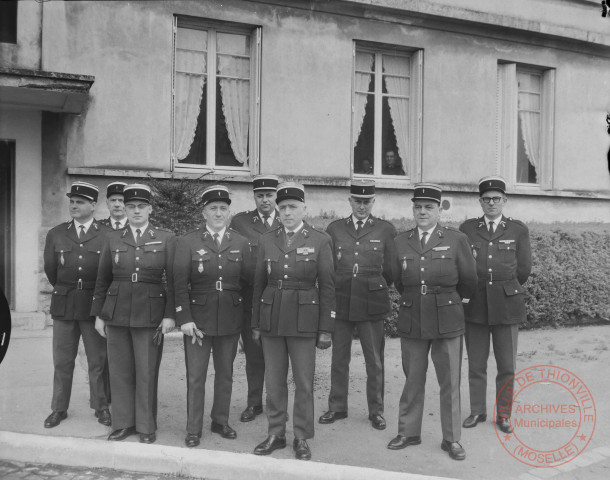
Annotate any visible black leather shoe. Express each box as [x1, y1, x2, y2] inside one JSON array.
[[387, 435, 422, 450], [293, 438, 311, 460], [185, 433, 201, 448], [369, 413, 386, 430], [253, 435, 287, 455], [95, 408, 112, 427], [496, 416, 513, 434], [107, 426, 137, 441], [463, 413, 487, 428], [211, 421, 237, 439], [318, 410, 348, 424], [140, 433, 156, 444], [441, 439, 466, 460], [44, 411, 67, 428], [240, 405, 263, 422]]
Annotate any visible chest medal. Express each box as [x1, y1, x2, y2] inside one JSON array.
[[198, 261, 204, 273], [267, 259, 272, 276], [402, 258, 407, 271], [115, 250, 120, 265]]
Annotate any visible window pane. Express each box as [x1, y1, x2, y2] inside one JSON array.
[[381, 96, 405, 175], [175, 27, 208, 165], [353, 94, 375, 175], [216, 32, 250, 166], [517, 72, 541, 93], [518, 92, 540, 112], [517, 112, 539, 183], [0, 1, 17, 44]]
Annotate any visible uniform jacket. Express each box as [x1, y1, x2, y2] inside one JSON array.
[[91, 225, 176, 327], [459, 215, 531, 325], [229, 209, 281, 308], [251, 222, 336, 338], [99, 217, 128, 230], [326, 215, 396, 322], [44, 220, 111, 321], [173, 227, 251, 335], [393, 225, 477, 339]]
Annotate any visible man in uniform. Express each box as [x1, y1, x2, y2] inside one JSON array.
[[460, 176, 531, 434], [43, 181, 112, 429], [251, 182, 335, 461], [174, 185, 251, 447], [382, 150, 405, 176], [229, 174, 281, 422], [319, 180, 396, 430], [100, 182, 128, 230], [92, 184, 176, 444], [388, 183, 477, 460]]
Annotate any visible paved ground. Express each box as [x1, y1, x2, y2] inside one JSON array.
[[1, 325, 610, 479]]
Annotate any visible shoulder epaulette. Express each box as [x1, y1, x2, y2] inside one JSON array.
[[152, 226, 175, 234], [327, 218, 344, 227], [182, 226, 202, 236], [506, 217, 528, 229], [443, 225, 462, 233], [233, 210, 249, 217]]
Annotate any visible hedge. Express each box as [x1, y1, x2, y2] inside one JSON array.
[[147, 178, 610, 333]]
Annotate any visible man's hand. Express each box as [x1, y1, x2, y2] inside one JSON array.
[[181, 322, 196, 337], [95, 317, 107, 338], [252, 328, 261, 346], [316, 332, 332, 350], [161, 318, 175, 334]]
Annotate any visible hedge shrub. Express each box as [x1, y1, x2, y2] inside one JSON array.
[[146, 178, 610, 332]]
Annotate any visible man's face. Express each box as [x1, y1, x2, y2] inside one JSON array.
[[69, 197, 96, 222], [125, 201, 152, 228], [384, 151, 397, 167], [349, 196, 375, 220], [362, 159, 372, 172], [479, 190, 506, 220], [106, 194, 126, 220], [412, 200, 441, 230], [254, 190, 277, 215], [278, 199, 306, 229], [203, 201, 230, 232]]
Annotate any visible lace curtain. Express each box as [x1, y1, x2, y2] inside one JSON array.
[[353, 51, 374, 148], [383, 54, 410, 174]]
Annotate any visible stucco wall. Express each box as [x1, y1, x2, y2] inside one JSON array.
[[36, 0, 610, 226]]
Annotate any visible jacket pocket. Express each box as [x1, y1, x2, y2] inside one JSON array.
[[55, 246, 73, 268], [297, 289, 319, 333], [431, 250, 453, 276], [367, 277, 389, 315], [503, 281, 526, 320], [50, 285, 70, 317], [397, 296, 413, 335], [100, 284, 119, 321], [149, 285, 167, 324], [436, 292, 463, 334], [258, 287, 275, 331]]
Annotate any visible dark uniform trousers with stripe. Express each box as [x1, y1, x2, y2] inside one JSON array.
[[252, 223, 335, 440], [173, 228, 250, 434], [91, 225, 176, 435], [459, 216, 531, 419], [229, 210, 281, 408], [44, 220, 111, 413], [393, 225, 477, 442], [325, 215, 396, 416]]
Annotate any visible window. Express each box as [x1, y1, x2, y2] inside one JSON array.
[[497, 63, 555, 189], [0, 1, 17, 44], [352, 43, 422, 180], [172, 18, 261, 171]]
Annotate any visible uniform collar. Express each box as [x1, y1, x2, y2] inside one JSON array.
[[129, 223, 149, 237], [351, 215, 370, 226], [285, 221, 304, 235], [206, 225, 227, 238], [74, 218, 94, 233]]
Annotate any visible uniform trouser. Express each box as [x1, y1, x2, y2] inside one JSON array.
[[398, 336, 462, 442], [184, 333, 240, 434], [465, 322, 518, 419], [51, 318, 109, 412], [106, 325, 163, 435], [241, 310, 265, 408], [328, 319, 385, 415], [262, 336, 316, 440]]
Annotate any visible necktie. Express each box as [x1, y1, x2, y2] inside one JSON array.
[[213, 233, 221, 248], [135, 228, 141, 244], [263, 215, 271, 228], [488, 221, 494, 233], [356, 220, 363, 232], [420, 231, 428, 249], [115, 221, 121, 230], [286, 231, 295, 247], [78, 225, 85, 240]]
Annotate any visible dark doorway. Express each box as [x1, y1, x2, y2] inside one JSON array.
[[0, 141, 14, 306]]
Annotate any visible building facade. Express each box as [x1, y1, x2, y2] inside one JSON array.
[[1, 0, 609, 320]]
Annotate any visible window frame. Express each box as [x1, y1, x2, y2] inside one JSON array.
[[351, 41, 423, 183], [171, 16, 261, 174], [496, 62, 555, 191]]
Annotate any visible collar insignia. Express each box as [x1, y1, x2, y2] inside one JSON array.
[[196, 249, 207, 255]]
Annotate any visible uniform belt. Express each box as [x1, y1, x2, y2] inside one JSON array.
[[113, 273, 163, 284], [191, 281, 241, 292], [337, 266, 381, 276], [56, 280, 96, 290], [480, 272, 514, 282], [269, 280, 316, 290], [404, 285, 457, 296]]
